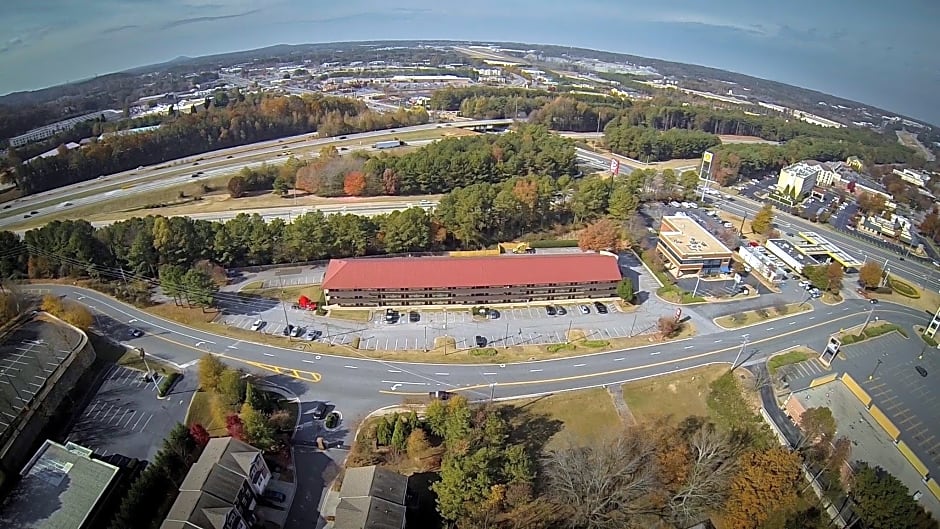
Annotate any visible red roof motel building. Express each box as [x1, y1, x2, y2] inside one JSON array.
[[321, 254, 622, 307]]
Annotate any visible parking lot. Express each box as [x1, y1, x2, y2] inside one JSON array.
[[67, 364, 190, 460]]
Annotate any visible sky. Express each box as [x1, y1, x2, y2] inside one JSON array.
[[1, 0, 938, 125]]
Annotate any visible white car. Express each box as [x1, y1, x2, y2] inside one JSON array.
[[579, 305, 591, 315], [250, 319, 266, 331]]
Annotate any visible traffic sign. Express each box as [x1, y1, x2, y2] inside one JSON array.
[[675, 308, 682, 322], [609, 158, 620, 175]]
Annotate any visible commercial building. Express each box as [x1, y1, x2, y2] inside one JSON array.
[[893, 168, 931, 188], [737, 245, 788, 283], [765, 233, 864, 273], [0, 441, 120, 529], [777, 162, 820, 199], [332, 466, 408, 529], [857, 213, 913, 243], [8, 110, 122, 147], [160, 437, 271, 529], [765, 239, 819, 274], [926, 307, 940, 339], [656, 215, 733, 277], [321, 254, 622, 307]]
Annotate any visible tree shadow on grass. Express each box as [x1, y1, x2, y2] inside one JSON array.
[[499, 401, 564, 455]]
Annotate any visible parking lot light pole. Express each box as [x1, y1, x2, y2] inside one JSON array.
[[504, 320, 510, 348], [868, 359, 883, 381], [692, 275, 702, 298], [861, 304, 875, 333]]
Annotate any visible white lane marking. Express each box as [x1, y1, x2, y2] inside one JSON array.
[[789, 322, 796, 325], [808, 317, 815, 320], [434, 372, 450, 376], [263, 352, 275, 357], [650, 352, 661, 356], [826, 312, 833, 315], [767, 327, 774, 331], [343, 365, 358, 369], [380, 380, 428, 385], [387, 369, 402, 373], [573, 363, 586, 367], [714, 339, 722, 343], [302, 360, 316, 364], [683, 345, 694, 349], [613, 357, 625, 361], [482, 372, 498, 375], [529, 369, 543, 373]]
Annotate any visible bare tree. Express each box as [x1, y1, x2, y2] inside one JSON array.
[[543, 432, 660, 529], [664, 425, 741, 526]]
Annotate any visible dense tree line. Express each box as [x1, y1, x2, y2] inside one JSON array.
[[10, 91, 428, 194], [604, 119, 721, 161], [363, 124, 577, 194]]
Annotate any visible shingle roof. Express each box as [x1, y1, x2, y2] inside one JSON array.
[[322, 254, 621, 290], [334, 497, 406, 529], [340, 466, 407, 505]]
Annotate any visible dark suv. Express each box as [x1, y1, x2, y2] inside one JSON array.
[[594, 302, 609, 314], [545, 305, 557, 316], [475, 335, 488, 347]]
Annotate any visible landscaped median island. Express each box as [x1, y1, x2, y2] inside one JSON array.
[[767, 347, 818, 374], [714, 301, 812, 329], [835, 321, 907, 346]]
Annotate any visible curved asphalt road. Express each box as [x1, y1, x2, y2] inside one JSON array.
[[45, 285, 933, 408]]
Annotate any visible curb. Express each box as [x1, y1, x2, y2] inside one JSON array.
[[712, 304, 814, 331]]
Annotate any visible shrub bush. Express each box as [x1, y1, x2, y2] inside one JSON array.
[[325, 412, 339, 429], [922, 334, 939, 347], [581, 340, 609, 348], [547, 343, 576, 353], [158, 373, 181, 398], [471, 347, 498, 357]]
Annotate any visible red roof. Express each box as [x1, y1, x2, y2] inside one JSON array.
[[322, 254, 622, 290]]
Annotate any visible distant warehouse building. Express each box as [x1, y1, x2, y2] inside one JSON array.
[[321, 254, 622, 307], [656, 215, 733, 277]]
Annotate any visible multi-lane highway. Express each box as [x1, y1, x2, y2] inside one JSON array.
[[0, 119, 512, 230]]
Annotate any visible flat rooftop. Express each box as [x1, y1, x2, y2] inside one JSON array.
[[659, 215, 732, 256], [766, 239, 820, 267], [0, 440, 119, 529], [797, 232, 865, 268], [783, 162, 821, 179], [0, 317, 82, 446]]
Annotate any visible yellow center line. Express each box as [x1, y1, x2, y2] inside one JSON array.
[[379, 310, 886, 396]]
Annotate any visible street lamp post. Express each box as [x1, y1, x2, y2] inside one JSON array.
[[692, 275, 702, 299], [868, 359, 883, 381], [861, 304, 875, 333]]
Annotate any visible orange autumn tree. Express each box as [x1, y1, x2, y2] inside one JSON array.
[[722, 447, 801, 529], [578, 218, 622, 252], [343, 171, 366, 196]]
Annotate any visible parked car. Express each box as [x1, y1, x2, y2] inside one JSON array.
[[915, 366, 928, 377], [488, 309, 500, 320], [545, 305, 557, 316], [311, 401, 328, 419], [304, 329, 322, 341], [429, 390, 453, 400], [263, 490, 286, 503], [282, 324, 295, 336], [869, 299, 878, 304], [475, 335, 488, 347], [290, 325, 304, 338], [593, 302, 609, 314], [250, 319, 266, 331], [385, 308, 399, 323], [579, 305, 590, 315], [408, 311, 420, 323], [130, 328, 144, 338], [556, 306, 567, 316]]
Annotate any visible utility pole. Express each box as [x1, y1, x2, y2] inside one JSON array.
[[138, 348, 160, 393], [505, 320, 510, 348], [692, 275, 702, 298], [489, 383, 496, 402], [424, 325, 428, 352], [738, 213, 747, 237], [565, 320, 573, 344], [629, 311, 638, 337], [731, 334, 749, 371]]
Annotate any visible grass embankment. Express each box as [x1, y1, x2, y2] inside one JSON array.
[[714, 302, 811, 329], [767, 348, 817, 374], [509, 388, 619, 450], [656, 284, 706, 304], [327, 309, 373, 322], [240, 283, 322, 303], [621, 365, 729, 423]]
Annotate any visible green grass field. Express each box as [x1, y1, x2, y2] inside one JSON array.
[[510, 388, 620, 450], [622, 365, 729, 423]]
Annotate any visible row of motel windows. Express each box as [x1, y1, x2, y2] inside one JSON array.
[[658, 243, 728, 269]]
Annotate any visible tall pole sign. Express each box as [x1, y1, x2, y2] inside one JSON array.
[[610, 158, 620, 176]]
